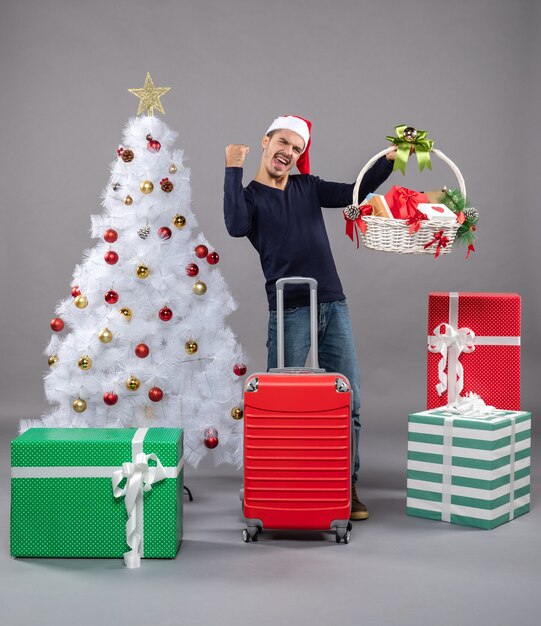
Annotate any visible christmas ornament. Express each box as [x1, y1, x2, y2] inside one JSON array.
[[112, 182, 121, 192], [136, 264, 150, 279], [98, 328, 113, 343], [464, 207, 479, 222], [344, 205, 361, 221], [147, 139, 161, 153], [74, 295, 88, 309], [140, 180, 154, 194], [403, 126, 418, 142], [184, 340, 198, 355], [146, 134, 153, 141], [135, 343, 150, 358], [159, 306, 173, 321], [230, 406, 243, 420], [126, 375, 141, 391], [193, 280, 207, 296], [116, 147, 124, 157], [185, 263, 199, 277], [128, 72, 171, 116], [206, 251, 219, 265], [194, 244, 208, 258], [158, 226, 172, 240], [160, 178, 174, 193], [78, 355, 92, 370], [50, 318, 64, 332], [71, 285, 81, 298], [48, 354, 59, 367], [173, 214, 186, 229], [120, 307, 133, 321], [233, 363, 247, 376], [104, 250, 119, 265], [138, 225, 151, 239], [169, 163, 177, 174], [203, 427, 219, 449], [104, 289, 119, 304], [148, 387, 163, 402], [124, 195, 133, 206], [103, 391, 118, 406], [386, 124, 434, 175], [121, 149, 135, 163], [72, 398, 87, 413], [103, 228, 118, 243]]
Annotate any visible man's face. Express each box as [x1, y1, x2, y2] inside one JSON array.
[[260, 129, 305, 179]]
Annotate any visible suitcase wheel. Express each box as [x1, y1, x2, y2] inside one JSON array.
[[335, 527, 351, 544], [242, 527, 260, 542]]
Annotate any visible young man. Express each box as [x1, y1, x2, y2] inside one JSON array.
[[224, 115, 395, 520]]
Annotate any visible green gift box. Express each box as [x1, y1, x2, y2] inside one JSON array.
[[11, 427, 183, 566], [407, 408, 531, 529]]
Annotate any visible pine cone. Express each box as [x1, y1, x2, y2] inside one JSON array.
[[464, 207, 479, 222], [121, 149, 135, 163], [160, 178, 174, 193], [138, 225, 151, 239]]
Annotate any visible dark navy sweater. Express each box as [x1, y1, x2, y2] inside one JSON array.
[[223, 157, 393, 309]]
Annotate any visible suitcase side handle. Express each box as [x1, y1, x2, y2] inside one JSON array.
[[275, 276, 318, 370]]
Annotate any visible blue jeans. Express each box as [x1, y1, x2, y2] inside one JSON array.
[[267, 299, 361, 484]]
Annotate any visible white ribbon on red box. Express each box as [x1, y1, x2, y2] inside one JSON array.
[[427, 292, 521, 403]]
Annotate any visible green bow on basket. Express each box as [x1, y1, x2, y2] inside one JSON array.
[[386, 124, 434, 175]]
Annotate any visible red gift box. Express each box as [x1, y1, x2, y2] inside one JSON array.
[[384, 185, 428, 220], [427, 292, 521, 410]]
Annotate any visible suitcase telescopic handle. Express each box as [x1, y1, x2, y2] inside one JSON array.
[[275, 276, 319, 370]]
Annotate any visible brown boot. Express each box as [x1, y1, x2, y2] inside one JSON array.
[[350, 484, 369, 521]]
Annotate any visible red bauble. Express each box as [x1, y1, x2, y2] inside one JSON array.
[[233, 363, 247, 376], [103, 228, 118, 243], [50, 317, 64, 332], [185, 263, 199, 277], [147, 139, 161, 153], [204, 436, 219, 449], [148, 386, 164, 402], [135, 343, 150, 358], [206, 251, 220, 265], [194, 244, 208, 259], [104, 289, 119, 304], [159, 306, 173, 321], [104, 250, 119, 265], [71, 285, 81, 298], [103, 391, 118, 406], [158, 226, 172, 240]]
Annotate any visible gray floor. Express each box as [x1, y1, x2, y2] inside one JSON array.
[[1, 422, 540, 626]]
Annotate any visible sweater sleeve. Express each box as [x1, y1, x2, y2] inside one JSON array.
[[315, 155, 393, 208], [223, 167, 254, 237]]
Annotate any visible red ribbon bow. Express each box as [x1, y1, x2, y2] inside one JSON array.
[[344, 205, 373, 248], [406, 211, 428, 235], [423, 229, 450, 258]]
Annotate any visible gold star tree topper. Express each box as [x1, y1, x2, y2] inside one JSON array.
[[128, 72, 171, 116]]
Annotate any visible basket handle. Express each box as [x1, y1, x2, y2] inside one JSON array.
[[352, 146, 467, 206]]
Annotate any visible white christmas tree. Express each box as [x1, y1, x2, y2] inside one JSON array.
[[24, 74, 246, 468]]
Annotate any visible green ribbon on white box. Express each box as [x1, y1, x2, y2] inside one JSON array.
[[11, 427, 184, 568]]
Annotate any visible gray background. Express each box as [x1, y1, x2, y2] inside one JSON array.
[[0, 1, 540, 625]]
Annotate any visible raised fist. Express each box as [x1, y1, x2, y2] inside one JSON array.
[[225, 144, 250, 167]]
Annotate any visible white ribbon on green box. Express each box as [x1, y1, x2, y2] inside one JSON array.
[[11, 427, 183, 566], [427, 292, 521, 402]]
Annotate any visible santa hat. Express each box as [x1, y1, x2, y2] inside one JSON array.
[[266, 115, 312, 174]]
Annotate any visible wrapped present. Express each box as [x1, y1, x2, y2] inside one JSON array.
[[11, 427, 183, 568], [417, 203, 457, 221], [427, 292, 521, 410], [423, 190, 446, 204], [362, 193, 392, 218], [407, 406, 531, 529], [384, 185, 428, 219]]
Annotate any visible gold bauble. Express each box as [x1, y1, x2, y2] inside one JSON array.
[[72, 398, 87, 413], [169, 164, 177, 174], [140, 180, 154, 194], [193, 280, 207, 296], [124, 194, 133, 205], [78, 355, 92, 370], [136, 264, 150, 279], [48, 354, 59, 367], [120, 307, 133, 321], [172, 214, 186, 229], [184, 340, 198, 355], [230, 406, 244, 420], [126, 375, 141, 391], [98, 328, 113, 343], [74, 294, 88, 309]]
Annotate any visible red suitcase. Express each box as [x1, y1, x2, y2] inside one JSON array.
[[242, 277, 352, 543]]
